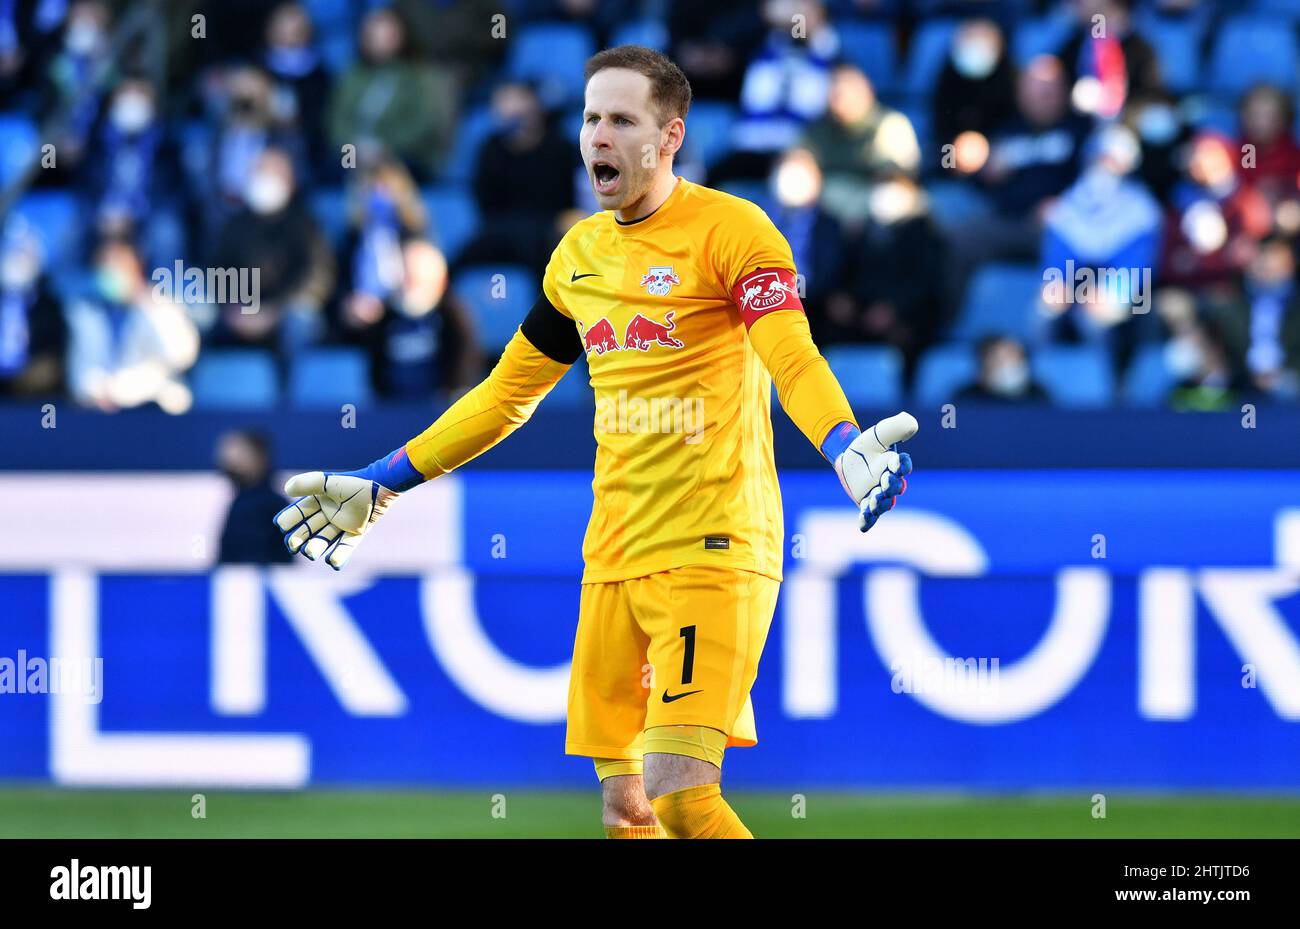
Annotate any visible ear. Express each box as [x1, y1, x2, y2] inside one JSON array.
[[661, 116, 685, 159]]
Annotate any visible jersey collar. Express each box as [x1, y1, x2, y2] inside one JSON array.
[[613, 176, 686, 235]]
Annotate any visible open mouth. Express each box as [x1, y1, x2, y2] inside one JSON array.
[[592, 161, 621, 195]]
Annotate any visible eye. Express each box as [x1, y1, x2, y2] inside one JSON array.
[[615, 117, 631, 126], [585, 115, 598, 125]]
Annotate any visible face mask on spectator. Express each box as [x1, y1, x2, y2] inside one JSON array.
[[65, 22, 102, 56], [1, 252, 38, 290], [110, 92, 155, 134], [95, 266, 132, 304], [1164, 335, 1203, 380], [952, 38, 999, 80], [1136, 104, 1179, 146], [988, 360, 1029, 396], [246, 172, 291, 214]]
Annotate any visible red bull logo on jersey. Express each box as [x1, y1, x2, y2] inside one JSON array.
[[579, 313, 686, 356], [580, 317, 620, 356], [639, 265, 680, 297], [623, 312, 684, 351]]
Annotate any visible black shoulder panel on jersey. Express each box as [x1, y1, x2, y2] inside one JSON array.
[[521, 294, 583, 365]]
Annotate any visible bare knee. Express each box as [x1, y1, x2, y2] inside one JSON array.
[[601, 774, 657, 827], [643, 752, 721, 802]]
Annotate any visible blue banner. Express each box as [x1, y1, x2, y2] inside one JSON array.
[[2, 470, 1298, 789]]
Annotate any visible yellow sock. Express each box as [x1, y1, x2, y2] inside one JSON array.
[[604, 824, 666, 839], [651, 784, 752, 839]]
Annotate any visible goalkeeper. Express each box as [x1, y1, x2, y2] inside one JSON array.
[[276, 45, 916, 839]]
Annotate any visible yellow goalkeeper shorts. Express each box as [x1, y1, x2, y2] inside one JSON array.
[[564, 564, 779, 763]]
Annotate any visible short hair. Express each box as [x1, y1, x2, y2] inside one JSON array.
[[584, 45, 692, 125]]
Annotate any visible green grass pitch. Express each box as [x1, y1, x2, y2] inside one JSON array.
[[2, 788, 1298, 838]]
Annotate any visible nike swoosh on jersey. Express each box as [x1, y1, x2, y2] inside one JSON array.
[[661, 689, 703, 703], [571, 271, 600, 282]]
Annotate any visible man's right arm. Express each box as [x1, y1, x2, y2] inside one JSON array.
[[273, 295, 582, 568], [405, 295, 582, 478]]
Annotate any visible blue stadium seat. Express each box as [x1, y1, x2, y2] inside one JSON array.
[[611, 19, 669, 51], [545, 358, 594, 409], [1031, 345, 1114, 408], [824, 345, 904, 408], [422, 186, 480, 262], [309, 187, 349, 250], [1012, 13, 1073, 66], [914, 343, 978, 407], [681, 101, 737, 169], [440, 103, 495, 184], [1209, 16, 1298, 97], [952, 263, 1045, 343], [11, 191, 79, 268], [1123, 343, 1174, 407], [454, 264, 537, 352], [903, 20, 959, 100], [288, 348, 373, 409], [1134, 11, 1208, 95], [838, 21, 898, 95], [506, 22, 595, 106], [0, 113, 39, 188], [1246, 0, 1300, 19], [191, 350, 280, 410]]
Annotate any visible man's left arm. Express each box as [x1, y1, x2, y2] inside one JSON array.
[[735, 266, 917, 532]]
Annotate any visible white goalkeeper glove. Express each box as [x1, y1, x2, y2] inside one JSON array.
[[829, 411, 918, 532], [273, 448, 425, 570]]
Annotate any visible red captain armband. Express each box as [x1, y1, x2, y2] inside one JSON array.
[[731, 267, 804, 328]]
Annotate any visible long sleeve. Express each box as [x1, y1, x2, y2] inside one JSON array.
[[404, 327, 571, 478], [746, 307, 857, 453]]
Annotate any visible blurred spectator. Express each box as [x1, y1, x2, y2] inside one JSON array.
[[1166, 316, 1245, 412], [215, 430, 293, 565], [0, 0, 63, 106], [957, 334, 1050, 404], [1058, 0, 1161, 119], [80, 74, 188, 266], [66, 237, 198, 414], [394, 0, 505, 88], [980, 56, 1090, 221], [341, 239, 480, 399], [766, 149, 845, 324], [669, 0, 765, 102], [944, 56, 1090, 308], [932, 19, 1017, 164], [802, 64, 919, 226], [708, 0, 838, 186], [457, 82, 577, 276], [1040, 124, 1162, 363], [205, 63, 307, 230], [38, 0, 115, 174], [327, 6, 458, 180], [1123, 90, 1191, 203], [814, 173, 947, 375], [261, 2, 331, 179], [210, 147, 335, 352], [1237, 83, 1300, 212], [1207, 236, 1300, 400], [340, 154, 428, 329], [0, 219, 65, 398], [1160, 131, 1272, 290]]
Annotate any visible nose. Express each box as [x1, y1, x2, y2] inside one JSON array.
[[589, 118, 613, 151]]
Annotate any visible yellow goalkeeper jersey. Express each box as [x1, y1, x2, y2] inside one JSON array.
[[542, 177, 803, 584]]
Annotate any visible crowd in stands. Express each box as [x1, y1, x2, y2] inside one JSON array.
[[1, 0, 1299, 414]]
